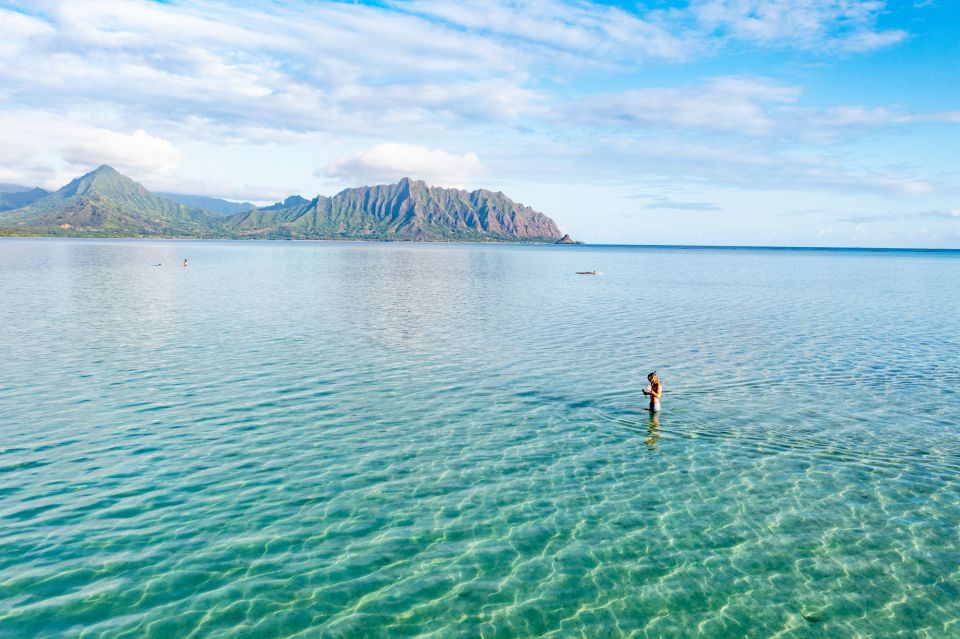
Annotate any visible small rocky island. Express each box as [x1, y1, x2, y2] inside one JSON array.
[[555, 234, 583, 245]]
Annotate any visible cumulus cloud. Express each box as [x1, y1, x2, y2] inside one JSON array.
[[0, 111, 180, 189], [325, 144, 483, 187]]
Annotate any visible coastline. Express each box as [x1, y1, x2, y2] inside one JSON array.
[[4, 234, 960, 252], [0, 231, 568, 245]]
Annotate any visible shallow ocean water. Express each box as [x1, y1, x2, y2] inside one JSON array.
[[1, 238, 959, 638]]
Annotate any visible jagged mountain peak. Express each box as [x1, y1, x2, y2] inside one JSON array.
[[261, 195, 311, 211], [57, 164, 147, 200], [228, 178, 563, 241], [0, 165, 216, 236], [282, 195, 310, 206], [0, 169, 563, 242], [77, 164, 125, 185]]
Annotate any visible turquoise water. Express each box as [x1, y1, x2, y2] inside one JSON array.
[[1, 238, 959, 638]]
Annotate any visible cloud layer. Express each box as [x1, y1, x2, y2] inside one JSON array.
[[325, 144, 483, 188], [0, 0, 956, 246], [0, 0, 924, 147], [691, 0, 908, 51]]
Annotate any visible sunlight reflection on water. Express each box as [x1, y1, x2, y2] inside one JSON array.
[[1, 239, 959, 637]]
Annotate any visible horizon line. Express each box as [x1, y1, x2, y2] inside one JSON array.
[[2, 236, 959, 252]]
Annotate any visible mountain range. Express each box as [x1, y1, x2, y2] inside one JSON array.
[[0, 185, 48, 211], [154, 192, 256, 216], [0, 166, 565, 242]]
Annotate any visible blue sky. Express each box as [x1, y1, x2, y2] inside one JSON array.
[[1, 0, 958, 246]]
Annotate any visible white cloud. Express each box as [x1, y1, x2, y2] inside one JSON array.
[[0, 0, 537, 143], [841, 28, 910, 51], [0, 0, 915, 152], [691, 0, 908, 51], [0, 111, 180, 189], [61, 128, 179, 176], [0, 7, 53, 49], [830, 208, 960, 224], [325, 144, 483, 187], [919, 209, 960, 220], [573, 77, 801, 135], [645, 199, 724, 211], [0, 0, 951, 208], [509, 131, 943, 198], [399, 0, 690, 62], [151, 176, 296, 203], [570, 77, 960, 141]]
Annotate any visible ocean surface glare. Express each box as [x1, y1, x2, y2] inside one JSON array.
[[1, 239, 959, 638]]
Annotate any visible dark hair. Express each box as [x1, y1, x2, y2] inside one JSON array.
[[647, 371, 657, 379]]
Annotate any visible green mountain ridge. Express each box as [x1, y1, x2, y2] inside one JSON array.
[[0, 166, 565, 242], [0, 187, 48, 212], [0, 166, 217, 236], [228, 178, 562, 241], [155, 192, 256, 216]]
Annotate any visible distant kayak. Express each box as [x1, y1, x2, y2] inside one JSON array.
[[576, 271, 601, 275]]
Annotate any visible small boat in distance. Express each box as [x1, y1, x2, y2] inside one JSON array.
[[576, 271, 600, 275]]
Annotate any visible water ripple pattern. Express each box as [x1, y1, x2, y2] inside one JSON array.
[[1, 239, 959, 638]]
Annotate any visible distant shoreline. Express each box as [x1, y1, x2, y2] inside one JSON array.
[[0, 167, 566, 245], [2, 234, 959, 252], [0, 232, 566, 245]]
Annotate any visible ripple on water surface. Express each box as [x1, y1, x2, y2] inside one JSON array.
[[1, 239, 959, 638]]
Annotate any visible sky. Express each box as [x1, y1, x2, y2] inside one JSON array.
[[1, 0, 958, 247]]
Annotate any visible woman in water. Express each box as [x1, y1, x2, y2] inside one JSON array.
[[642, 371, 662, 412]]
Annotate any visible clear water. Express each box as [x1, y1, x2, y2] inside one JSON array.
[[1, 238, 959, 638]]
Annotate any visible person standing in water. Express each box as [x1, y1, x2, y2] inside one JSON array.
[[183, 258, 188, 267], [643, 371, 662, 412]]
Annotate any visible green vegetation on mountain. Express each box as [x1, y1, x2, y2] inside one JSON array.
[[0, 167, 565, 242], [0, 166, 219, 237], [0, 187, 48, 212], [227, 178, 562, 241]]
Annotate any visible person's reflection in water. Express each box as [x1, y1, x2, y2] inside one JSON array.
[[645, 411, 661, 449]]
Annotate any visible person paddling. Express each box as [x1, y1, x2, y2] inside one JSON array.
[[642, 371, 662, 412]]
